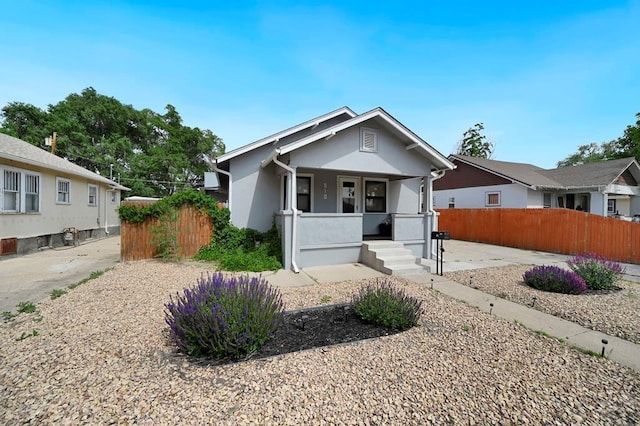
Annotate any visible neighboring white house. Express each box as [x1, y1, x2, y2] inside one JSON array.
[[434, 155, 640, 219], [207, 106, 455, 273], [0, 132, 129, 256]]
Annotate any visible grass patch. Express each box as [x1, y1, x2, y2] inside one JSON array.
[[17, 301, 37, 314], [2, 311, 17, 322], [572, 346, 604, 358], [513, 320, 565, 343], [68, 268, 111, 289], [16, 329, 39, 341], [50, 289, 68, 300]]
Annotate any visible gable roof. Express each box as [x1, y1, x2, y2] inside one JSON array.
[[224, 106, 455, 172], [0, 132, 129, 190], [449, 154, 640, 190], [539, 157, 640, 188], [278, 107, 454, 170], [450, 155, 560, 188], [216, 106, 357, 163]]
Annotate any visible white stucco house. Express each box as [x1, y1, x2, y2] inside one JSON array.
[[206, 107, 455, 274], [0, 132, 129, 256], [434, 155, 640, 219]]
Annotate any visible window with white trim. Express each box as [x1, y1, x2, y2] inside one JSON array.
[[0, 167, 41, 213], [360, 127, 377, 152], [110, 190, 117, 203], [364, 180, 387, 213], [485, 191, 501, 206], [3, 170, 20, 212], [448, 197, 455, 208], [57, 178, 71, 204], [543, 193, 552, 208], [88, 184, 98, 206], [607, 199, 616, 214], [25, 174, 40, 213], [281, 174, 314, 213]]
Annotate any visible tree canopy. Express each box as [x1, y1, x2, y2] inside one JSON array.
[[0, 87, 225, 197], [557, 112, 640, 167], [456, 122, 494, 159]]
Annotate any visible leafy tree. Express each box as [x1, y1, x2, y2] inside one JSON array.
[[1, 102, 49, 143], [0, 87, 225, 197], [456, 122, 494, 158], [557, 112, 640, 167]]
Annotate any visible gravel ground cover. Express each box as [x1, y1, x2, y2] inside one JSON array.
[[445, 265, 640, 345], [1, 260, 639, 425]]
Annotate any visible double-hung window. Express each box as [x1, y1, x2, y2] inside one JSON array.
[[0, 168, 41, 213], [3, 170, 20, 212], [25, 174, 40, 213], [365, 180, 387, 213], [57, 178, 71, 204], [88, 184, 98, 206], [282, 174, 313, 212]]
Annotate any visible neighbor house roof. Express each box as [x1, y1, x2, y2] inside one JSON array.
[[216, 106, 357, 163], [450, 155, 560, 188], [450, 154, 640, 190], [539, 157, 640, 188], [0, 132, 129, 190]]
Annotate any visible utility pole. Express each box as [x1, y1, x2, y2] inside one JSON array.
[[45, 132, 57, 155]]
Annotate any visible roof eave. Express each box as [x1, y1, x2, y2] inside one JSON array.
[[216, 106, 357, 163]]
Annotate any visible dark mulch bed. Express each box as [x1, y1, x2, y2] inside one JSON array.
[[189, 304, 402, 366]]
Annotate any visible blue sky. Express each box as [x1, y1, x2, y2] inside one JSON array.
[[1, 1, 639, 168]]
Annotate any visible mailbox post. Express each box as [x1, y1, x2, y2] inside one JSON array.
[[431, 231, 450, 276]]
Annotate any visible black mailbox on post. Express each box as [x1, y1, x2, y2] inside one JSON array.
[[431, 231, 450, 240], [431, 230, 450, 275]]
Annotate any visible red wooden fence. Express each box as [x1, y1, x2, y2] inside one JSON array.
[[120, 204, 213, 261], [437, 208, 640, 265]]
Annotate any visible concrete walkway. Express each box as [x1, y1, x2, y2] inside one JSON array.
[[0, 237, 121, 313]]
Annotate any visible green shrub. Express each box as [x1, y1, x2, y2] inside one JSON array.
[[165, 272, 284, 358], [195, 219, 283, 272], [523, 265, 587, 294], [567, 253, 625, 291], [351, 280, 422, 330]]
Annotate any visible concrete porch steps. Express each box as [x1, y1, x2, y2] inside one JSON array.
[[361, 241, 430, 275]]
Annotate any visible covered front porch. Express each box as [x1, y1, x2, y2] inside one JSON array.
[[277, 211, 438, 270]]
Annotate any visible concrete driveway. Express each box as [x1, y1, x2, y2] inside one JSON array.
[[0, 237, 121, 313]]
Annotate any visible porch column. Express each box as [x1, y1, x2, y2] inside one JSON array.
[[422, 175, 433, 259]]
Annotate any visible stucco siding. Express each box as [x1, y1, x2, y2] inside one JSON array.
[[229, 144, 280, 231], [389, 177, 421, 214], [289, 124, 432, 177]]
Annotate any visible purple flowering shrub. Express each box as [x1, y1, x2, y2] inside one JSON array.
[[567, 252, 625, 291], [523, 265, 587, 295], [165, 272, 284, 358], [352, 280, 423, 330]]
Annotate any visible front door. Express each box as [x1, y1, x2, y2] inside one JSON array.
[[338, 177, 360, 213]]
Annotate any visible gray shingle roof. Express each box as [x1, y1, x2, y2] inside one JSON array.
[[450, 154, 639, 189], [0, 132, 129, 190], [539, 157, 638, 188]]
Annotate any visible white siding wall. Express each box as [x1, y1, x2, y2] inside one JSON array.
[[0, 166, 122, 239], [434, 184, 528, 209]]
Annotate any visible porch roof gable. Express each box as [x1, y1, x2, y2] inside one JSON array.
[[216, 106, 357, 163], [275, 107, 455, 172]]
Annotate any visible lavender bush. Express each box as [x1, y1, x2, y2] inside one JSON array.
[[567, 252, 626, 291], [523, 265, 587, 295], [352, 280, 423, 330], [165, 272, 284, 358]]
